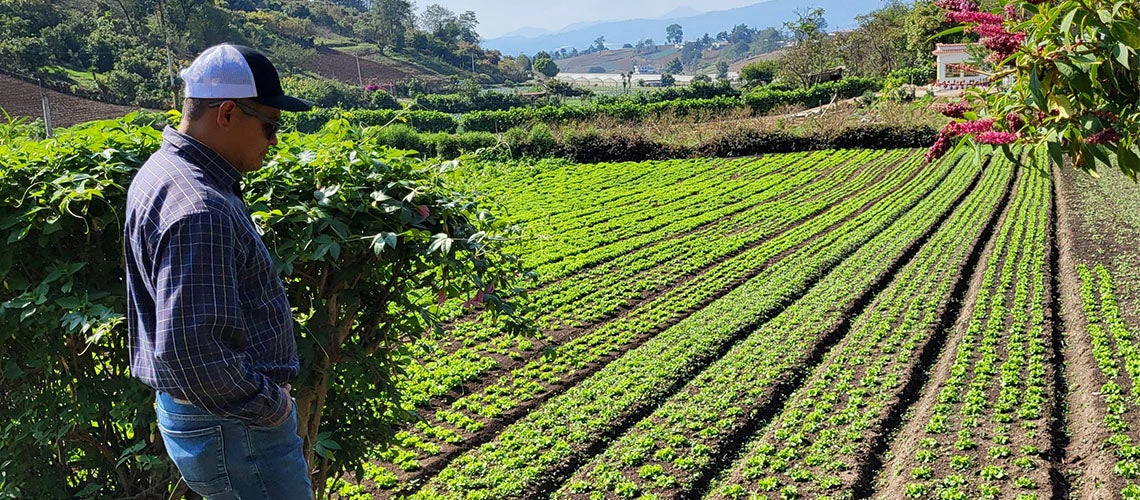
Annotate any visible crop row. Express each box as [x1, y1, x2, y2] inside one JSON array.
[[561, 154, 1010, 500], [402, 149, 887, 408], [535, 149, 910, 328], [1077, 264, 1140, 498], [353, 150, 923, 492], [409, 151, 976, 498], [517, 153, 825, 279], [880, 154, 1052, 499]]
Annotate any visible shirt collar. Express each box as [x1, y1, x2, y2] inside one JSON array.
[[161, 126, 243, 196]]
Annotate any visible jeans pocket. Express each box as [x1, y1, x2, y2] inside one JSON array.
[[158, 424, 231, 496]]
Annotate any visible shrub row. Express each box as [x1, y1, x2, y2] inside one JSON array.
[[363, 122, 937, 163], [464, 78, 882, 132], [743, 77, 883, 114], [411, 91, 528, 114], [593, 80, 740, 106], [282, 108, 459, 134], [463, 96, 745, 133]]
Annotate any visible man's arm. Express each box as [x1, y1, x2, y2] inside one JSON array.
[[152, 210, 290, 426]]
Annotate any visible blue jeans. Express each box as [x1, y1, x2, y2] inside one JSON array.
[[155, 392, 313, 499]]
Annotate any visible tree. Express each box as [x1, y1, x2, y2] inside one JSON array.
[[516, 53, 531, 71], [660, 73, 675, 86], [740, 59, 778, 86], [837, 1, 910, 77], [534, 50, 551, 60], [925, 0, 1140, 178], [680, 43, 702, 71], [666, 23, 683, 44], [591, 35, 606, 53], [779, 8, 839, 87], [665, 57, 683, 74], [368, 0, 414, 53], [533, 57, 559, 77], [728, 24, 755, 45], [716, 60, 729, 80], [635, 38, 655, 54]]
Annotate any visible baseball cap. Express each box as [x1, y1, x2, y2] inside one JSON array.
[[180, 43, 312, 112]]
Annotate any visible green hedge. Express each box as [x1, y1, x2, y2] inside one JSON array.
[[742, 77, 883, 114], [463, 78, 883, 132], [282, 108, 459, 134], [0, 113, 526, 497]]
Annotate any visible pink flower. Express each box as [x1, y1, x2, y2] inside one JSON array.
[[437, 289, 447, 305], [948, 10, 1004, 24], [925, 133, 953, 164], [976, 131, 1019, 145], [484, 283, 495, 294], [945, 118, 995, 136], [936, 100, 971, 119], [417, 205, 430, 218], [935, 0, 976, 12], [1086, 128, 1120, 145], [1005, 112, 1024, 131]]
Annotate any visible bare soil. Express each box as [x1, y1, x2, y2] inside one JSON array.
[[1055, 163, 1126, 498]]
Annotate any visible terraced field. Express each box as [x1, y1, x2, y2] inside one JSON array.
[[328, 148, 1140, 499]]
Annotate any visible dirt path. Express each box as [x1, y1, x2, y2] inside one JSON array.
[[1055, 162, 1119, 498]]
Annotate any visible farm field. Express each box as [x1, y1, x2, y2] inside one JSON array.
[[326, 148, 1140, 499]]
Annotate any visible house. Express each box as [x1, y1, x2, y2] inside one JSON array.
[[632, 64, 659, 75], [933, 43, 987, 89]]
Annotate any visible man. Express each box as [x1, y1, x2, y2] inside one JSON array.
[[123, 44, 313, 499]]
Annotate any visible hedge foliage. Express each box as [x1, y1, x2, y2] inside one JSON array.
[[282, 108, 459, 134], [0, 112, 529, 497], [742, 77, 883, 114], [464, 78, 882, 132], [411, 91, 527, 114]]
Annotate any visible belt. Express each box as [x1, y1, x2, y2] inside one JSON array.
[[172, 396, 193, 404]]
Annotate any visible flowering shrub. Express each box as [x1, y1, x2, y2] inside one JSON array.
[[928, 0, 1140, 177]]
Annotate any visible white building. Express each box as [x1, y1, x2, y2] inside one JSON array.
[[933, 43, 987, 89]]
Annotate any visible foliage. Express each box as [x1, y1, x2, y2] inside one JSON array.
[[533, 57, 559, 78], [0, 112, 530, 496], [282, 75, 399, 110], [929, 0, 1140, 177], [411, 91, 526, 114], [740, 60, 779, 87], [284, 108, 458, 133], [743, 77, 883, 114]]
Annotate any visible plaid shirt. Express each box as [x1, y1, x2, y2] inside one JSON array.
[[125, 127, 297, 426]]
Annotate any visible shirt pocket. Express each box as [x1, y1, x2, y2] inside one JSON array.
[[158, 424, 232, 496]]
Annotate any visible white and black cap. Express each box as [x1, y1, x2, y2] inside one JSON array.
[[180, 43, 312, 112]]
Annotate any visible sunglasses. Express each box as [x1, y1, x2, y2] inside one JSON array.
[[208, 99, 280, 140]]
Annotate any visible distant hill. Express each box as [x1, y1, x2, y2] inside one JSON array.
[[555, 45, 720, 74], [484, 0, 876, 56]]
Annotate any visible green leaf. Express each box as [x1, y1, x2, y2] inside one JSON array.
[[1110, 20, 1140, 48], [7, 225, 30, 244], [1047, 141, 1065, 170], [428, 233, 452, 254], [1060, 9, 1078, 34], [54, 297, 84, 309], [1119, 145, 1140, 177], [1028, 69, 1046, 109], [928, 25, 965, 42]]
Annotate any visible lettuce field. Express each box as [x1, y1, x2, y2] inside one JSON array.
[[328, 147, 1140, 499], [3, 119, 1139, 499]]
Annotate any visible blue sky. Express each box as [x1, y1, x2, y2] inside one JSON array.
[[418, 0, 768, 39]]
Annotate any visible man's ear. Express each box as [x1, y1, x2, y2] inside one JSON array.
[[213, 101, 237, 130]]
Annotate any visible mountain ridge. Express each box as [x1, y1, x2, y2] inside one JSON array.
[[484, 0, 879, 55]]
